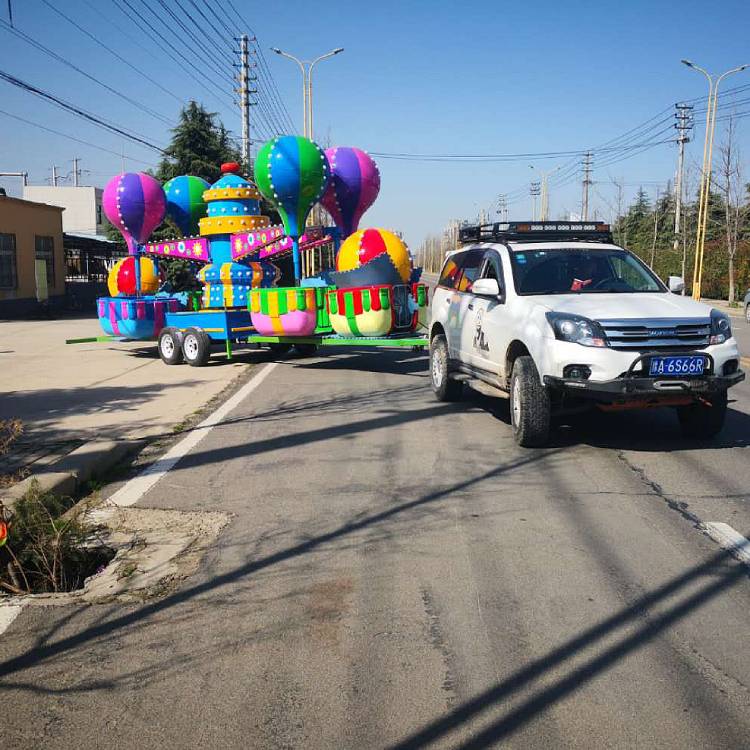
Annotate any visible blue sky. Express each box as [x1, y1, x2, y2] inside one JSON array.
[[1, 0, 749, 249]]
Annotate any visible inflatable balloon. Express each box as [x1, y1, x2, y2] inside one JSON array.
[[163, 175, 209, 236], [107, 256, 160, 297], [320, 147, 380, 239], [103, 172, 166, 254], [336, 228, 412, 284], [254, 136, 330, 281]]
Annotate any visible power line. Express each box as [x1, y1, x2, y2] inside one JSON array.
[[38, 0, 183, 105], [111, 0, 234, 110], [147, 0, 235, 85], [0, 17, 173, 126], [0, 108, 157, 166], [0, 69, 165, 152]]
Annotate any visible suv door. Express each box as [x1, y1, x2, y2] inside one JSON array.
[[435, 249, 483, 360], [464, 250, 508, 375], [435, 250, 466, 358], [452, 249, 485, 362]]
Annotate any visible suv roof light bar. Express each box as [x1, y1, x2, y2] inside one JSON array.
[[459, 221, 613, 245]]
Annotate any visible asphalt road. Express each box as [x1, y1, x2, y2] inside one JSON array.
[[1, 324, 749, 748]]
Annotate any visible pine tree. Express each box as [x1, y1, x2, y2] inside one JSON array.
[[155, 101, 241, 184]]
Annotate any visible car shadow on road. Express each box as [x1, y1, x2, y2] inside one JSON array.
[[463, 386, 750, 451]]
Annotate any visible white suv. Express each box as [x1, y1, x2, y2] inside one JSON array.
[[429, 222, 745, 447]]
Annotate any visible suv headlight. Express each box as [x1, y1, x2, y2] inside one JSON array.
[[546, 312, 608, 347], [709, 308, 732, 344]]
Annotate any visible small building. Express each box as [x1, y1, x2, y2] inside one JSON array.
[[0, 195, 66, 317], [23, 185, 105, 236]]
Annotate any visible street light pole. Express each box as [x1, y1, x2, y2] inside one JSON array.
[[271, 48, 307, 136], [682, 59, 748, 300], [271, 47, 344, 140], [307, 48, 343, 140]]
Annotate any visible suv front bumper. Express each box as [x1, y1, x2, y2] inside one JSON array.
[[544, 351, 744, 403], [545, 370, 744, 401]]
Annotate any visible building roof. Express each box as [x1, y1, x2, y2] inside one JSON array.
[[0, 195, 65, 212]]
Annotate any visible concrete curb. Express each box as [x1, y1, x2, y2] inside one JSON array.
[[0, 439, 144, 511]]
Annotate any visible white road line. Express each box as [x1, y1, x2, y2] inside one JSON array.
[[701, 522, 750, 567], [0, 604, 23, 636], [107, 362, 278, 507]]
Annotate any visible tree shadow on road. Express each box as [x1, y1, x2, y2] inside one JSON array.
[[389, 544, 749, 749], [0, 448, 555, 682]]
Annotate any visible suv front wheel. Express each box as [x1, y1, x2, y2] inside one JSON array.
[[510, 356, 551, 447], [430, 334, 463, 402], [677, 392, 728, 439]]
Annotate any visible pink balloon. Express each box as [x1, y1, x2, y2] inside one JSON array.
[[320, 147, 380, 239], [103, 172, 166, 253]]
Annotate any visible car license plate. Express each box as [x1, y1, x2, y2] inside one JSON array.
[[648, 355, 706, 377]]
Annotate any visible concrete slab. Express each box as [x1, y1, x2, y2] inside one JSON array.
[[0, 316, 256, 448]]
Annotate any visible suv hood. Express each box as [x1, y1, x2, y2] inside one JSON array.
[[534, 292, 712, 321]]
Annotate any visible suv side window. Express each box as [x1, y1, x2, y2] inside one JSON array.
[[455, 249, 484, 293], [478, 251, 506, 302], [438, 251, 466, 290], [480, 252, 503, 283]]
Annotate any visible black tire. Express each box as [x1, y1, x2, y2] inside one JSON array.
[[677, 392, 728, 439], [182, 327, 211, 367], [430, 334, 463, 401], [745, 304, 750, 324], [268, 343, 292, 355], [510, 356, 551, 447], [157, 327, 183, 365], [294, 343, 318, 356]]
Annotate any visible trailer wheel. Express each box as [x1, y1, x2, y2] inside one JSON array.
[[158, 327, 183, 365], [182, 327, 211, 367], [294, 343, 318, 356]]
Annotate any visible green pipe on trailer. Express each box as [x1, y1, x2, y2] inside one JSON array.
[[247, 334, 427, 348], [65, 335, 121, 344]]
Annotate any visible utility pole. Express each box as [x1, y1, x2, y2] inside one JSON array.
[[72, 157, 80, 187], [530, 181, 541, 221], [581, 151, 593, 220], [238, 34, 251, 172], [650, 187, 660, 267], [52, 164, 58, 187], [496, 194, 508, 222], [673, 103, 693, 252]]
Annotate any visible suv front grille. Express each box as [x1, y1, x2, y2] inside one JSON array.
[[598, 318, 711, 351]]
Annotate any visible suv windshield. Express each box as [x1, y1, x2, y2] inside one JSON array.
[[509, 248, 665, 295]]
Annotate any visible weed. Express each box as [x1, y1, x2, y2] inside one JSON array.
[[0, 481, 113, 595]]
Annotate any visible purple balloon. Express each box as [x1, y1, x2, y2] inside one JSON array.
[[103, 172, 166, 254], [320, 147, 380, 239]]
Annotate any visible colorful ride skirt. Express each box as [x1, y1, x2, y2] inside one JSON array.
[[326, 285, 395, 337], [97, 296, 181, 340], [249, 286, 331, 336], [326, 283, 429, 338], [412, 282, 429, 331]]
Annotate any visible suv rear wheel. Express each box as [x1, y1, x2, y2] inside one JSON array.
[[430, 334, 463, 401], [510, 356, 551, 447], [677, 392, 728, 439]]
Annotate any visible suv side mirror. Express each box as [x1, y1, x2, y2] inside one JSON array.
[[472, 277, 501, 297], [668, 276, 685, 294]]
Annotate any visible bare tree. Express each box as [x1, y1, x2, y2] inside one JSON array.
[[716, 117, 747, 303]]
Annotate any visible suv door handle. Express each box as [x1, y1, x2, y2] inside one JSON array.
[[467, 303, 474, 310]]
